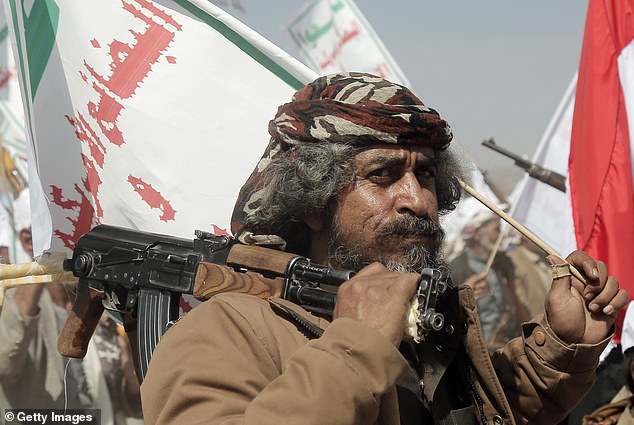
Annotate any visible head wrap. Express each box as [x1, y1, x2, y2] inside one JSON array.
[[231, 72, 453, 245], [461, 210, 498, 240]]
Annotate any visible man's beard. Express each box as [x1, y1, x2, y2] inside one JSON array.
[[328, 215, 447, 273]]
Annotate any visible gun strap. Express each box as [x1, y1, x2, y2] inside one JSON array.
[[268, 301, 324, 339]]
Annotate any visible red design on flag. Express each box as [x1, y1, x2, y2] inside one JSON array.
[[85, 81, 125, 147], [82, 0, 181, 146], [211, 224, 230, 236], [569, 0, 634, 336], [51, 184, 98, 250], [127, 175, 176, 222], [51, 0, 182, 247], [66, 113, 107, 167]]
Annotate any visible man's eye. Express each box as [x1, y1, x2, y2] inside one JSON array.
[[367, 168, 393, 180], [416, 168, 437, 180]]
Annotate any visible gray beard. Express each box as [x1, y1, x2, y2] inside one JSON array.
[[328, 222, 448, 274]]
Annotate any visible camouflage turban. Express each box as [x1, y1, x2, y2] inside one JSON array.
[[231, 72, 453, 247]]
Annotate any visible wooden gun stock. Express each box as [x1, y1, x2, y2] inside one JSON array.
[[57, 282, 105, 358], [226, 242, 298, 275], [194, 242, 297, 299], [193, 263, 285, 300]]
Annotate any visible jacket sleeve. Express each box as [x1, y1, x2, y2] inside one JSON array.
[[0, 289, 41, 382], [492, 315, 612, 425], [141, 294, 408, 425]]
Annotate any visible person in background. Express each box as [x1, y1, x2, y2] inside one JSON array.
[[449, 210, 528, 352], [0, 188, 143, 424], [508, 235, 551, 319]]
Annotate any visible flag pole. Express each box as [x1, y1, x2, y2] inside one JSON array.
[[459, 179, 586, 284]]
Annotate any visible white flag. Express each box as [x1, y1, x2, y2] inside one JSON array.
[[508, 75, 577, 256], [287, 0, 410, 87], [3, 0, 317, 258]]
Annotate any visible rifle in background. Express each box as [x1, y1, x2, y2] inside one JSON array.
[[481, 138, 567, 192]]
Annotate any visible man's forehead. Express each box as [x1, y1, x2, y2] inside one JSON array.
[[354, 144, 436, 164]]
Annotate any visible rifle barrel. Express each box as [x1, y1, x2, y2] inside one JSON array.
[[481, 138, 567, 192]]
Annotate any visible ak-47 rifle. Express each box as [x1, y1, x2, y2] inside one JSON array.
[[57, 224, 447, 382], [481, 138, 567, 192]]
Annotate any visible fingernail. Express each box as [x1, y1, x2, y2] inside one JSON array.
[[584, 292, 593, 300], [593, 267, 599, 278], [589, 303, 600, 312], [603, 305, 614, 315]]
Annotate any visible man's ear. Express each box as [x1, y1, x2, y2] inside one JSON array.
[[304, 215, 325, 232]]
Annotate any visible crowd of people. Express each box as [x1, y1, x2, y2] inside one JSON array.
[[0, 72, 631, 425], [0, 189, 143, 424]]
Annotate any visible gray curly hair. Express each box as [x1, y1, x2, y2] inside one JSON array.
[[244, 142, 467, 256]]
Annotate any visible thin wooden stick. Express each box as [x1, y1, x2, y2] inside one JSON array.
[[483, 228, 505, 276], [459, 179, 586, 284]]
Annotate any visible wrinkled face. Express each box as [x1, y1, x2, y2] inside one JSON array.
[[327, 144, 444, 272]]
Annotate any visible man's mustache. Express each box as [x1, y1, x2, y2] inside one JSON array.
[[376, 215, 443, 241]]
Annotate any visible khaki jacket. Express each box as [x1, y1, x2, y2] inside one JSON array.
[[583, 398, 634, 425], [141, 286, 609, 425]]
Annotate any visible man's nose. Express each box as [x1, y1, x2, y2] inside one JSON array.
[[394, 173, 434, 217]]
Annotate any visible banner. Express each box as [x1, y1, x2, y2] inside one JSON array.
[[569, 0, 634, 326], [287, 0, 410, 86], [3, 0, 317, 259]]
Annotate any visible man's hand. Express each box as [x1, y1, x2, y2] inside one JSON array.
[[545, 250, 628, 345], [462, 272, 489, 301], [333, 262, 419, 347]]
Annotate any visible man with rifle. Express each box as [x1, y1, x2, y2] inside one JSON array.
[[140, 73, 627, 425]]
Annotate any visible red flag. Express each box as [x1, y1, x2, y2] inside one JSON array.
[[570, 0, 634, 336]]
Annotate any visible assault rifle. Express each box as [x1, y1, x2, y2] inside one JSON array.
[[481, 138, 567, 192], [57, 224, 447, 382]]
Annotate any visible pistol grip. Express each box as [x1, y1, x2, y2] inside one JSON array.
[[57, 280, 105, 358]]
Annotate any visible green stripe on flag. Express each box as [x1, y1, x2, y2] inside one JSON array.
[[23, 0, 59, 99], [7, 0, 59, 100], [172, 0, 305, 90], [0, 26, 8, 43], [7, 0, 37, 166], [7, 0, 33, 149]]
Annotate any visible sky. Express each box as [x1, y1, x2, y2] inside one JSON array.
[[227, 1, 589, 193]]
